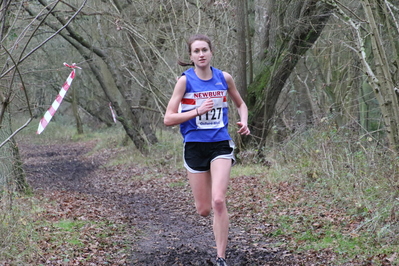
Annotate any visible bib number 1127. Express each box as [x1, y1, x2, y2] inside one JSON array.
[[198, 107, 222, 121]]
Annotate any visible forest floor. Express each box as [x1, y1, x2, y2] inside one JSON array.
[[18, 139, 355, 265]]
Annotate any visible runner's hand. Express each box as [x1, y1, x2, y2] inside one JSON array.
[[237, 122, 250, 135], [197, 98, 213, 115]]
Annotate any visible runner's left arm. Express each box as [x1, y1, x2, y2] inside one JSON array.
[[224, 72, 250, 136]]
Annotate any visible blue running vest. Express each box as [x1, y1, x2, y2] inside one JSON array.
[[180, 67, 231, 142]]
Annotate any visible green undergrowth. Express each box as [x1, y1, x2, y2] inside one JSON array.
[[0, 192, 129, 264], [256, 123, 399, 265], [0, 194, 40, 263]]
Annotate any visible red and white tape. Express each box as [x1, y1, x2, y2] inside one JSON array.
[[109, 102, 117, 123], [37, 63, 81, 134]]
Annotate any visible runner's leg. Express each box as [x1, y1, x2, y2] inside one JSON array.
[[210, 158, 231, 259], [188, 171, 212, 217]]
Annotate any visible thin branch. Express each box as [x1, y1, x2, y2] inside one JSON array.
[[0, 0, 87, 79], [0, 46, 32, 148], [1, 0, 61, 78], [384, 0, 399, 36], [0, 118, 32, 149]]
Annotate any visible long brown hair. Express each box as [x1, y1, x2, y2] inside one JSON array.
[[178, 34, 213, 67]]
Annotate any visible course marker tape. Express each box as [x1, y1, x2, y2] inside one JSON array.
[[37, 63, 81, 134], [109, 102, 117, 123]]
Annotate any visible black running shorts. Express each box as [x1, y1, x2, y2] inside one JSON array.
[[183, 140, 236, 173]]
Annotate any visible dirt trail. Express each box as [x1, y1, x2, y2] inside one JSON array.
[[20, 140, 307, 265]]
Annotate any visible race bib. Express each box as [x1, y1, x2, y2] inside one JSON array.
[[196, 97, 224, 129]]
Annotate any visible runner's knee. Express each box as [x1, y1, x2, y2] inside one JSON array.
[[212, 198, 226, 215], [196, 203, 211, 217]]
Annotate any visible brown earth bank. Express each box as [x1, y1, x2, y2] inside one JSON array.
[[19, 140, 342, 265]]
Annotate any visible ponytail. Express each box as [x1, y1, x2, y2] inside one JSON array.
[[178, 60, 194, 67]]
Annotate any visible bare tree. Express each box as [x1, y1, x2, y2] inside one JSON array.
[[0, 0, 86, 192], [248, 0, 333, 148], [325, 0, 399, 152], [24, 0, 150, 153]]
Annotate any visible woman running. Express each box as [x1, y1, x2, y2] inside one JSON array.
[[164, 34, 250, 266]]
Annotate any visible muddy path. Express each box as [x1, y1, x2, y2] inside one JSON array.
[[19, 140, 320, 265]]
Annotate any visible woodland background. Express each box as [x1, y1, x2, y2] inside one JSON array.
[[1, 0, 399, 264]]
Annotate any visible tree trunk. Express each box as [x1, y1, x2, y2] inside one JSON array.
[[0, 111, 29, 193], [361, 0, 399, 151], [235, 0, 247, 100], [248, 1, 333, 147], [254, 0, 272, 62], [124, 33, 160, 145], [72, 87, 84, 134], [94, 57, 148, 153], [10, 136, 28, 193]]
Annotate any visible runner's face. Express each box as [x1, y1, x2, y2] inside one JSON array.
[[190, 40, 212, 68]]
